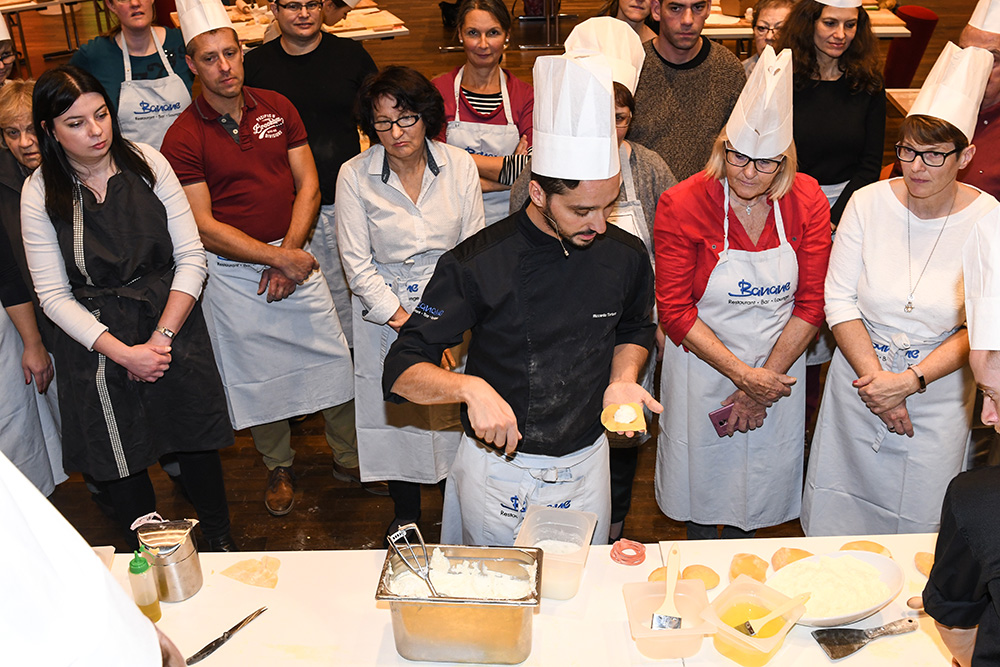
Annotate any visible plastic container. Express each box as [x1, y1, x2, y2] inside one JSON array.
[[623, 579, 716, 659], [513, 506, 597, 600], [128, 551, 161, 622], [375, 544, 541, 664], [700, 575, 806, 667]]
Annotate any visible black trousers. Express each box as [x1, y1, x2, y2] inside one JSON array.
[[99, 449, 231, 549], [387, 479, 447, 521]]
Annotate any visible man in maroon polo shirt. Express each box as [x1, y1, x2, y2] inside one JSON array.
[[161, 7, 375, 517]]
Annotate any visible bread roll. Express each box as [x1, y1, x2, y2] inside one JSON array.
[[729, 553, 768, 582], [840, 540, 892, 559], [914, 552, 934, 577], [682, 564, 720, 590], [771, 547, 813, 571]]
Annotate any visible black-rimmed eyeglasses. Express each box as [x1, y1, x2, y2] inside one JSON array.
[[895, 144, 960, 167], [725, 147, 784, 174], [275, 1, 322, 12], [372, 114, 421, 132]]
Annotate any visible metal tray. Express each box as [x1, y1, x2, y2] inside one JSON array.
[[375, 544, 542, 664]]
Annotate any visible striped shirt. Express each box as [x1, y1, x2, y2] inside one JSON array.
[[461, 88, 503, 115]]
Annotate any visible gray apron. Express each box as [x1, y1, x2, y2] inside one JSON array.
[[656, 181, 805, 530], [354, 252, 465, 483], [802, 321, 975, 535], [201, 244, 354, 430]]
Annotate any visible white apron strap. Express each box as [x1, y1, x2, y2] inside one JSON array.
[[119, 28, 175, 82], [453, 66, 515, 126], [722, 178, 788, 250]]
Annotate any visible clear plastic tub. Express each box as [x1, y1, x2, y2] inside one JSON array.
[[623, 579, 716, 659], [700, 575, 807, 667], [513, 506, 597, 600]]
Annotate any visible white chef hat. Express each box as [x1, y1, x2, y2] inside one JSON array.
[[970, 0, 1000, 34], [816, 0, 862, 7], [177, 0, 235, 47], [0, 16, 10, 42], [726, 45, 793, 159], [343, 0, 362, 7], [564, 17, 645, 95], [532, 50, 620, 181], [907, 42, 993, 142]]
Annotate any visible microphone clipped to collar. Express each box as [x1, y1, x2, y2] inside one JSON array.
[[540, 209, 571, 258]]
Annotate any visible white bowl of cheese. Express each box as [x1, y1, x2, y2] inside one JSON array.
[[765, 551, 903, 627]]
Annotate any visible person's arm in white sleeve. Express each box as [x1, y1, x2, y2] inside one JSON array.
[[145, 144, 207, 300], [335, 156, 402, 325], [963, 206, 1000, 351], [458, 150, 486, 239], [20, 171, 109, 349]]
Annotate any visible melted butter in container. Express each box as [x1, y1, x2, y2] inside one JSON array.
[[375, 545, 541, 664]]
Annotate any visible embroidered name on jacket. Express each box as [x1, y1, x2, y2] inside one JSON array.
[[253, 114, 285, 140], [135, 100, 182, 116], [414, 302, 444, 320], [728, 279, 792, 298]]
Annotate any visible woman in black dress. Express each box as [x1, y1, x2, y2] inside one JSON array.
[[21, 65, 237, 551]]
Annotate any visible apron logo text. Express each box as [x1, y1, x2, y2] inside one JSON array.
[[134, 100, 182, 116], [414, 302, 444, 320], [728, 279, 792, 298]]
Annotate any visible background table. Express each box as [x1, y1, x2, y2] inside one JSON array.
[[887, 88, 920, 116], [703, 7, 910, 40], [109, 532, 952, 666]]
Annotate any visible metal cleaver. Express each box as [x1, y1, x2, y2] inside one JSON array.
[[811, 618, 918, 660]]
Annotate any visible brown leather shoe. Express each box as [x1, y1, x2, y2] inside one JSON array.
[[332, 462, 390, 496], [265, 466, 295, 516]]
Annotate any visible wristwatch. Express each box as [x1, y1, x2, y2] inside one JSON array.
[[154, 326, 175, 340], [908, 364, 926, 393]]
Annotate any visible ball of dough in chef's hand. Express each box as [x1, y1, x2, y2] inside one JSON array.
[[840, 540, 892, 559], [771, 547, 813, 571], [729, 553, 769, 583], [914, 552, 934, 577], [682, 564, 720, 590]]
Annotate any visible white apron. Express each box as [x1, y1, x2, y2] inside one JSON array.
[[441, 432, 612, 546], [607, 141, 656, 405], [201, 244, 354, 430], [802, 321, 975, 536], [445, 67, 521, 225], [117, 29, 191, 150], [0, 308, 63, 495], [656, 181, 806, 531], [354, 252, 465, 483]]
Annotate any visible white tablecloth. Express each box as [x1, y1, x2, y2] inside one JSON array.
[[110, 533, 951, 665]]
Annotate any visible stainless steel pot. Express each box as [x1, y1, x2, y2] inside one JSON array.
[[137, 519, 203, 602]]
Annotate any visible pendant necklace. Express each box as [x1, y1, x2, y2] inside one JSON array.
[[905, 191, 955, 313], [734, 194, 763, 216]]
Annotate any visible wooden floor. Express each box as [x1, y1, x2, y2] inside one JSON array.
[[29, 0, 975, 551]]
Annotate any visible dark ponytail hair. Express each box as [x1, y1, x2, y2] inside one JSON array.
[[33, 65, 155, 223]]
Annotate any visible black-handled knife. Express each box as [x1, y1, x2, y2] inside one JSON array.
[[185, 606, 268, 665]]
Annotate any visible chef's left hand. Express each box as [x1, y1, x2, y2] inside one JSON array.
[[854, 369, 918, 415], [721, 389, 766, 435], [603, 381, 663, 437], [258, 267, 297, 302]]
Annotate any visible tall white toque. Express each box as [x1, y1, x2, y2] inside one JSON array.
[[532, 50, 620, 181], [816, 0, 862, 8], [726, 45, 794, 159], [970, 0, 1000, 34], [0, 15, 10, 42], [177, 0, 235, 46], [343, 0, 362, 6], [908, 41, 993, 142], [564, 17, 645, 95]]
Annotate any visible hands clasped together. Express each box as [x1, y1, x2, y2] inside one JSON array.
[[853, 369, 917, 437], [721, 366, 797, 436]]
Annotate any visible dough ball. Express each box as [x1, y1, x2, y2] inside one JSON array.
[[614, 404, 638, 424], [914, 552, 934, 577], [647, 566, 668, 582], [840, 540, 892, 559], [771, 547, 813, 571], [682, 564, 720, 590], [729, 553, 768, 583]]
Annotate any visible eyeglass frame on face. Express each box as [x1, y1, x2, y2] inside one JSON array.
[[754, 22, 783, 35], [274, 0, 323, 12], [615, 110, 632, 128], [724, 145, 784, 174], [894, 143, 960, 168], [372, 113, 421, 133]]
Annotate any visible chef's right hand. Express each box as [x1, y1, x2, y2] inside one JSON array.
[[464, 376, 521, 455], [258, 267, 297, 302], [124, 343, 171, 383], [277, 247, 319, 284], [721, 389, 766, 435], [878, 400, 914, 437], [737, 366, 796, 407]]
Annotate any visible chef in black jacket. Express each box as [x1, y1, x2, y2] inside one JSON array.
[[383, 51, 661, 546]]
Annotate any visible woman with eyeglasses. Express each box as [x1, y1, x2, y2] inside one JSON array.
[[743, 0, 794, 77], [336, 66, 485, 542], [70, 0, 192, 149], [432, 0, 532, 225], [802, 45, 997, 536], [655, 48, 831, 539], [0, 22, 17, 87]]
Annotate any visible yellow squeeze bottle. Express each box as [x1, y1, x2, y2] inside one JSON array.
[[128, 550, 161, 622]]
